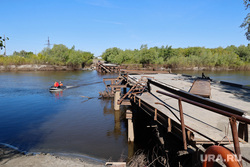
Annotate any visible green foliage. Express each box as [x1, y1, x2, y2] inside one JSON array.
[[0, 36, 9, 50], [101, 45, 250, 70], [241, 0, 250, 40], [102, 47, 122, 63], [39, 44, 93, 67], [67, 50, 93, 67], [0, 44, 94, 68], [13, 50, 34, 58]]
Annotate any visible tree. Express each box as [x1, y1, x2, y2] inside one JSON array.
[[0, 36, 9, 50], [241, 0, 250, 40], [139, 45, 157, 65], [101, 47, 122, 63], [13, 50, 34, 58]]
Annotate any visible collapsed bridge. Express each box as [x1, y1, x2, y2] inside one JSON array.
[[103, 70, 250, 167]]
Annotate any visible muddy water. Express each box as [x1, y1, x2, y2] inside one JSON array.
[[0, 71, 128, 161]]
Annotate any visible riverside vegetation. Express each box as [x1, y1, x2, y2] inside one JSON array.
[[0, 44, 94, 69], [1, 44, 250, 70], [101, 45, 250, 70]]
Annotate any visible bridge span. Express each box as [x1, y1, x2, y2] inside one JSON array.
[[102, 70, 250, 166]]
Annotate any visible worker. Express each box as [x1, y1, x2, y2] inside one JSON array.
[[59, 81, 63, 87], [54, 81, 59, 87]]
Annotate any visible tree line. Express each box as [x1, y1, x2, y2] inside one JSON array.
[[1, 44, 250, 70], [0, 44, 94, 68], [101, 45, 250, 70]]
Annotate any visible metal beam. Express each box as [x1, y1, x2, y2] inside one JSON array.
[[148, 79, 246, 116], [156, 90, 250, 124]]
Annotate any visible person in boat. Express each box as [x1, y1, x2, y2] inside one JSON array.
[[54, 81, 59, 88], [59, 81, 63, 87]]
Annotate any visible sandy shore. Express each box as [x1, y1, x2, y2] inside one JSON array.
[[0, 145, 104, 167]]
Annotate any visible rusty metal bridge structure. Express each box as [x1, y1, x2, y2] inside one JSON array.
[[102, 69, 250, 166]]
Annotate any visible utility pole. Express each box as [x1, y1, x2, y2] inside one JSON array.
[[4, 35, 6, 57]]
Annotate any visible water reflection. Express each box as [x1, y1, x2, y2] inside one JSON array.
[[128, 142, 134, 159], [107, 110, 122, 139], [102, 99, 114, 115], [50, 91, 64, 99], [102, 99, 127, 139]]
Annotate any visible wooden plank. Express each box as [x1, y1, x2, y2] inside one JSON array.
[[189, 79, 211, 98]]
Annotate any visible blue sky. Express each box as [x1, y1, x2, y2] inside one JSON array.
[[1, 0, 249, 57]]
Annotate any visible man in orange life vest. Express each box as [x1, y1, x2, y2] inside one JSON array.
[[59, 81, 63, 87], [54, 81, 59, 88]]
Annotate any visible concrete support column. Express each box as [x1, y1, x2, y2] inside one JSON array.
[[126, 110, 134, 142], [114, 88, 121, 110], [128, 119, 134, 142]]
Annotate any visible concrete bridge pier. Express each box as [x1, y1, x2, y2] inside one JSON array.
[[126, 110, 134, 142], [114, 88, 121, 110]]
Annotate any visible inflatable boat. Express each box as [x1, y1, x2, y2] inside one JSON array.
[[49, 86, 66, 91]]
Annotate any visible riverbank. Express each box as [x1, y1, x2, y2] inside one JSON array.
[[0, 64, 96, 71], [1, 63, 250, 71], [0, 64, 76, 71], [0, 144, 104, 167], [121, 64, 250, 71]]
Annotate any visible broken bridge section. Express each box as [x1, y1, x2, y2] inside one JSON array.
[[102, 71, 250, 166]]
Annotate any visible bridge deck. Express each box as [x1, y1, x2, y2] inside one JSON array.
[[128, 73, 250, 163]]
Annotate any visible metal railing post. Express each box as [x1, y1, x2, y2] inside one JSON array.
[[178, 98, 187, 150], [229, 117, 242, 166]]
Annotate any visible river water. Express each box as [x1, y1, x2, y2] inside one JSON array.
[[0, 70, 249, 162], [0, 70, 128, 161], [173, 70, 250, 85]]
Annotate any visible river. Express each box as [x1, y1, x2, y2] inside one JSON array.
[[173, 70, 250, 85], [0, 70, 249, 162], [0, 70, 128, 161]]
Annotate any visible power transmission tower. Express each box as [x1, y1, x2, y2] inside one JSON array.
[[45, 37, 52, 49]]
